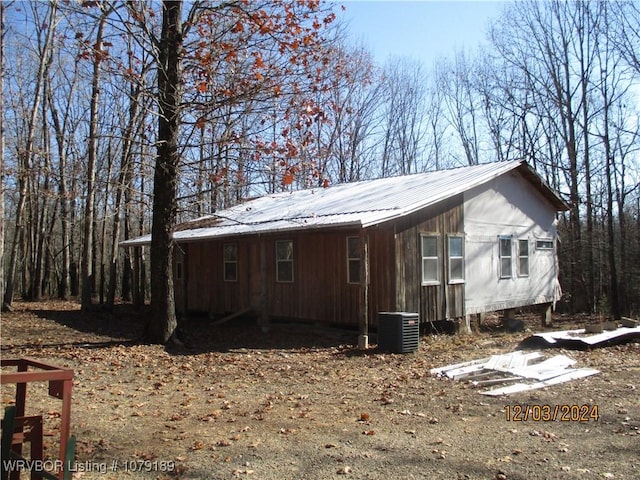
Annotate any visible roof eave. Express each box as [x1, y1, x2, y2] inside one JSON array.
[[119, 219, 366, 247], [517, 163, 570, 211]]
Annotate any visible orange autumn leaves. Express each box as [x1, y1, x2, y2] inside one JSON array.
[[185, 1, 337, 189]]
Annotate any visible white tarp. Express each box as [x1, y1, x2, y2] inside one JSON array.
[[480, 368, 600, 396], [430, 351, 599, 396]]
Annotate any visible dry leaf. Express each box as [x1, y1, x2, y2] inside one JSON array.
[[191, 441, 205, 451]]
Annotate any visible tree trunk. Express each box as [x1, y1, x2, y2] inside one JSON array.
[[577, 2, 596, 312], [0, 2, 5, 310], [597, 6, 621, 319], [32, 96, 52, 301], [107, 84, 141, 310], [4, 2, 56, 308], [99, 140, 114, 305], [47, 80, 71, 300], [604, 139, 620, 319], [81, 9, 108, 311], [148, 0, 183, 343], [70, 172, 80, 297]]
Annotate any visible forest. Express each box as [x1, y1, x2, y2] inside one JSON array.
[[1, 1, 639, 342]]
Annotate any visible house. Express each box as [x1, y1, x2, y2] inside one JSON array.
[[122, 160, 569, 346]]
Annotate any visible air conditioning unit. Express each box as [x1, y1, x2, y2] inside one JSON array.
[[377, 312, 420, 353]]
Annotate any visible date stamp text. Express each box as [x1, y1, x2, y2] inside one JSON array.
[[505, 404, 599, 422]]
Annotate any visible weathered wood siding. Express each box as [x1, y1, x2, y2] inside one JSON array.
[[393, 195, 465, 323], [265, 230, 357, 324], [177, 229, 397, 326], [174, 239, 252, 316], [366, 228, 397, 325], [175, 197, 464, 326]]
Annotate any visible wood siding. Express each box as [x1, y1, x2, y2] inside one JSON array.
[[177, 230, 376, 326], [174, 196, 465, 326], [393, 195, 465, 323]]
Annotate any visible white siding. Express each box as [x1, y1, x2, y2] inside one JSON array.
[[463, 171, 561, 314]]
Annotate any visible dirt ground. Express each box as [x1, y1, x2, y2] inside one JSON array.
[[1, 301, 639, 480]]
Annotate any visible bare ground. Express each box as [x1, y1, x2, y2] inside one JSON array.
[[1, 301, 638, 480]]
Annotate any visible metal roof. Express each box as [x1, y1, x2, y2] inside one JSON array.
[[121, 160, 567, 247]]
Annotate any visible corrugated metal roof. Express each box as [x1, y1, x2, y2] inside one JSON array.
[[121, 160, 566, 246]]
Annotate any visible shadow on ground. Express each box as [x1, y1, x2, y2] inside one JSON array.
[[166, 314, 361, 355], [5, 301, 362, 355], [30, 303, 147, 339]]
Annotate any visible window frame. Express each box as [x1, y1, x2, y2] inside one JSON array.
[[420, 234, 440, 286], [275, 240, 294, 283], [447, 234, 465, 284], [346, 236, 361, 284], [518, 238, 530, 277], [223, 243, 238, 282], [499, 235, 513, 279], [535, 239, 554, 251]]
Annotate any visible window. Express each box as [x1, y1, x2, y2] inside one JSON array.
[[347, 237, 361, 284], [223, 244, 238, 282], [448, 235, 464, 283], [536, 239, 554, 251], [276, 240, 294, 282], [421, 235, 439, 284], [176, 261, 183, 281], [499, 236, 513, 278], [518, 239, 529, 277]]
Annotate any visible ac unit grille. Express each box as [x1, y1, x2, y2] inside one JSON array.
[[377, 312, 419, 353]]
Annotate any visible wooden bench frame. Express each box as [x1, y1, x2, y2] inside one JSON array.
[[1, 359, 74, 480]]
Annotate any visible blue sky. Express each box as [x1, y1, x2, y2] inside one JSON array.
[[336, 1, 508, 68]]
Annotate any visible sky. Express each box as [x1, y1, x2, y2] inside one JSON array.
[[336, 0, 509, 69]]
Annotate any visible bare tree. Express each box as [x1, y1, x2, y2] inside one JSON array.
[[592, 0, 639, 318], [491, 0, 586, 311], [143, 0, 185, 342], [106, 42, 150, 310], [423, 70, 448, 170], [0, 2, 5, 311], [380, 57, 428, 175], [3, 1, 57, 308], [609, 0, 640, 75], [436, 51, 481, 166], [80, 4, 111, 311], [486, 0, 640, 315], [46, 39, 83, 300], [301, 43, 382, 184]]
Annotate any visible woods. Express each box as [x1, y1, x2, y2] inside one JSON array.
[[2, 1, 639, 341]]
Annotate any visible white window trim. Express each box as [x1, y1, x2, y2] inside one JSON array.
[[223, 243, 238, 282], [347, 236, 361, 284], [535, 238, 554, 251], [499, 235, 513, 279], [421, 234, 440, 286], [275, 240, 294, 283], [447, 234, 465, 285], [518, 238, 530, 278]]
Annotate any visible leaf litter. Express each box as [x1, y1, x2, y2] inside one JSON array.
[[1, 302, 638, 479]]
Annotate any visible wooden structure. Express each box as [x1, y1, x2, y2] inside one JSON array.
[[122, 161, 569, 343], [1, 358, 74, 480]]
